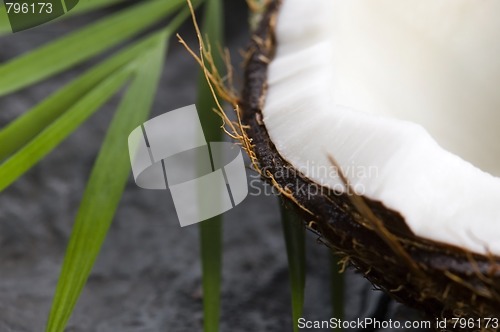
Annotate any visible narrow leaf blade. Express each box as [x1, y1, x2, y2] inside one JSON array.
[[331, 255, 344, 331], [0, 0, 185, 96], [281, 202, 306, 332], [45, 32, 168, 332], [199, 220, 223, 332], [0, 0, 126, 36], [0, 66, 132, 192], [68, 0, 125, 15], [196, 0, 224, 331], [0, 30, 164, 160]]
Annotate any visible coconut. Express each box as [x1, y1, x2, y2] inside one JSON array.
[[233, 0, 500, 322], [183, 0, 500, 323]]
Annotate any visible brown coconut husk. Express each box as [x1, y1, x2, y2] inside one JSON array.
[[181, 0, 500, 327]]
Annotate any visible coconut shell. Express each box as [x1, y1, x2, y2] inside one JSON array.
[[238, 0, 500, 324]]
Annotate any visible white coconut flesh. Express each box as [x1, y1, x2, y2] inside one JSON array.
[[262, 0, 500, 256]]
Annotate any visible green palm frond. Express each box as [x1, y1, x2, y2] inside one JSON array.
[[196, 0, 224, 331], [0, 0, 126, 35], [331, 255, 345, 331], [0, 65, 132, 191], [0, 28, 167, 161], [46, 28, 169, 332], [0, 0, 187, 95], [281, 202, 306, 332], [0, 1, 201, 330]]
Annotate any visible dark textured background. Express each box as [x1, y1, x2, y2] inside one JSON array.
[[0, 1, 429, 331]]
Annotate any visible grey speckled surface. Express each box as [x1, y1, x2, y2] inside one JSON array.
[[0, 1, 429, 331]]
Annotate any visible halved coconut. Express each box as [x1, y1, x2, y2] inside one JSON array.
[[239, 0, 500, 321]]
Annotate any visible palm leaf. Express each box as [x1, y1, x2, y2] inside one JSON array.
[[0, 29, 169, 161], [0, 65, 132, 191], [331, 255, 344, 331], [281, 202, 306, 332], [196, 0, 224, 331], [45, 30, 168, 332], [68, 0, 126, 14], [0, 5, 11, 34], [0, 0, 126, 35], [0, 0, 187, 96]]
